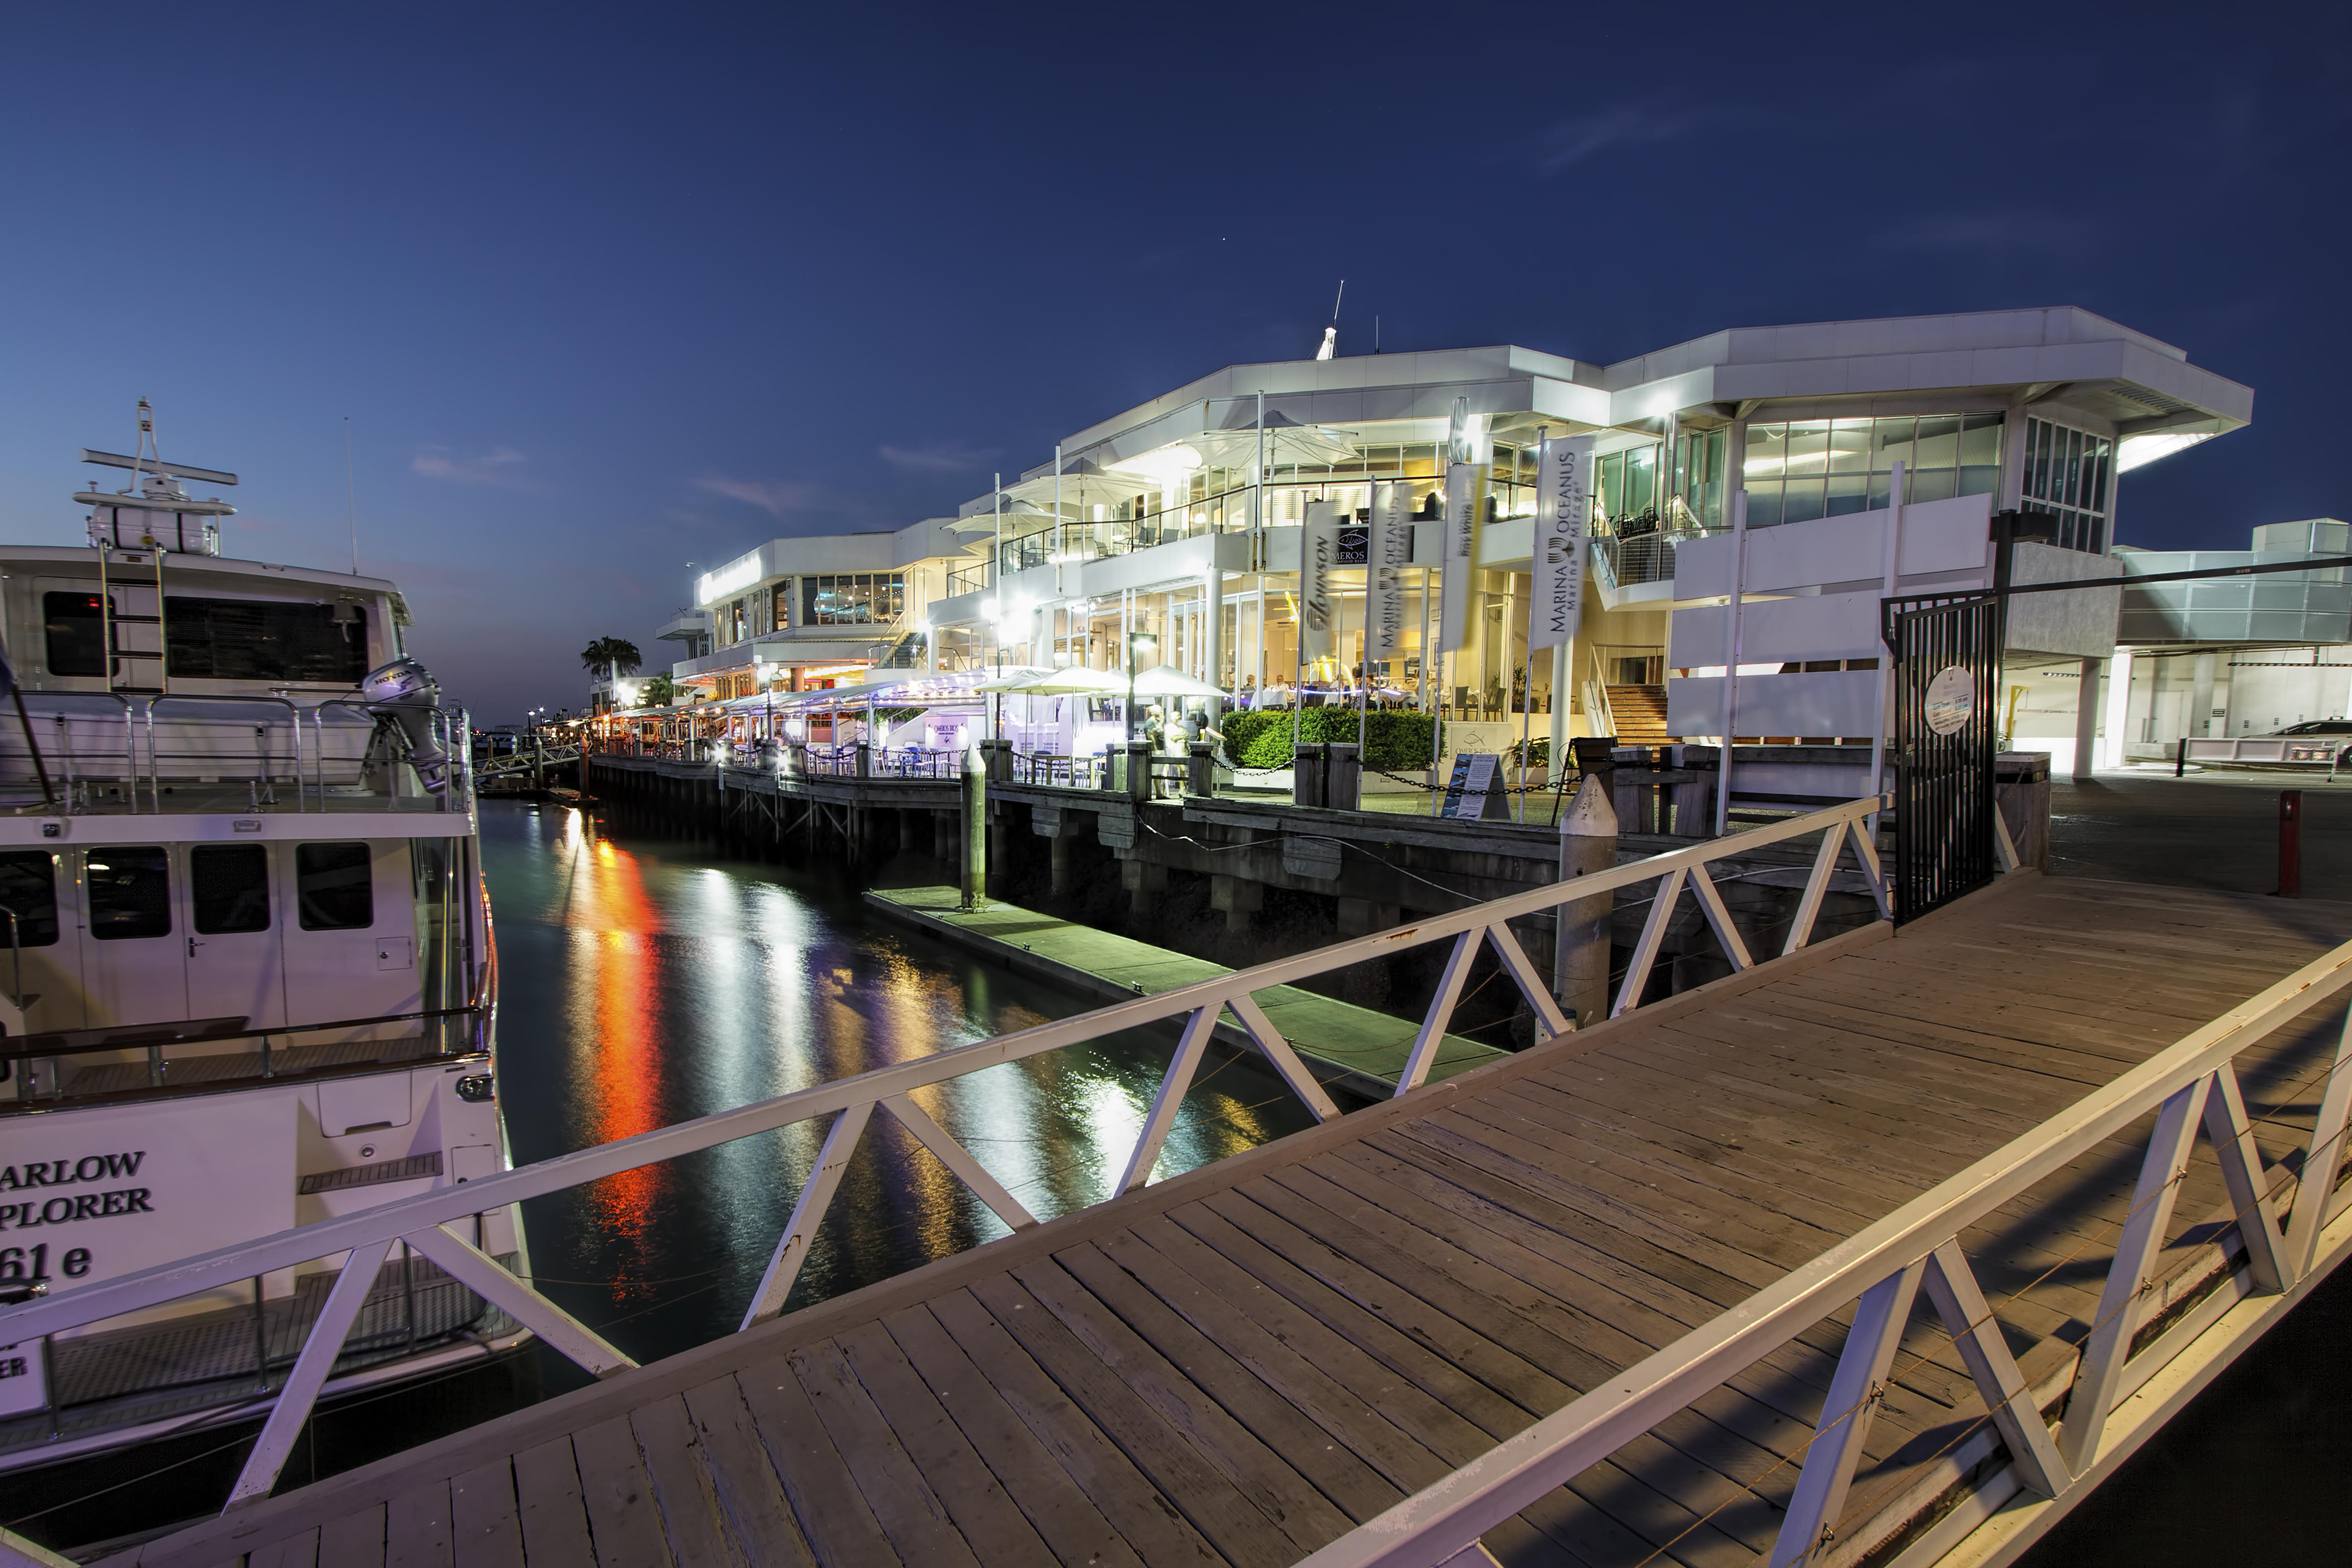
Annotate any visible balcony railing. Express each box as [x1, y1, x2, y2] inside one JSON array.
[[1592, 526, 1719, 588]]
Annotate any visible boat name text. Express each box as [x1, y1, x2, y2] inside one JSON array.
[[0, 1152, 147, 1191]]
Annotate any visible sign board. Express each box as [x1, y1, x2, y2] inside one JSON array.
[[1923, 665, 1977, 735], [1531, 435, 1592, 652], [1300, 501, 1339, 663], [1442, 753, 1511, 820], [1368, 481, 1413, 660], [1439, 462, 1486, 655]]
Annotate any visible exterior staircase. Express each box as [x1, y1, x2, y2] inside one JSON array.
[[1605, 684, 1672, 744], [870, 629, 929, 670]]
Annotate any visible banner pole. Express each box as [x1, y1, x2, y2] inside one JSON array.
[[1714, 489, 1750, 836]]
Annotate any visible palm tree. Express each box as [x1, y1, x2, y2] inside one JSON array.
[[580, 638, 642, 682]]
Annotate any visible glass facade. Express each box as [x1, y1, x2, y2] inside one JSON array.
[[1594, 444, 1661, 532], [802, 573, 905, 626], [2021, 416, 2113, 553], [1741, 414, 2003, 528], [994, 441, 1542, 572]]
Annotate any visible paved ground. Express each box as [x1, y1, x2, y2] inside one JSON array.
[[2051, 765, 2352, 898]]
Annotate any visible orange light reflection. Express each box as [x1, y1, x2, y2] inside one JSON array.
[[560, 823, 668, 1279]]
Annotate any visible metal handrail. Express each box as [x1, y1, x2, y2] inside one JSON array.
[[0, 794, 1894, 1513], [1298, 934, 2352, 1568], [142, 693, 306, 813], [3, 692, 138, 807], [310, 700, 469, 810]]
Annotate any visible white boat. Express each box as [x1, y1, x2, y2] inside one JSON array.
[[0, 418, 522, 1474]]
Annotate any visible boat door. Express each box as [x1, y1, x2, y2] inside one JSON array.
[[182, 841, 287, 1029], [281, 839, 422, 1033], [77, 844, 191, 1026]]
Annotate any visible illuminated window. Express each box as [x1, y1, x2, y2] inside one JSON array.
[[1742, 414, 2003, 529], [802, 574, 906, 626]]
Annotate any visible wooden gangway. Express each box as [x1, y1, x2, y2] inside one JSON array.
[[13, 800, 2352, 1568]]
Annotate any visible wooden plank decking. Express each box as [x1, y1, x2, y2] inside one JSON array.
[[106, 875, 2352, 1568]]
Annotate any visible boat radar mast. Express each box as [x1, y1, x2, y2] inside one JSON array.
[[74, 398, 238, 555]]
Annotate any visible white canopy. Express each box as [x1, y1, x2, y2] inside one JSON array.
[[1128, 665, 1231, 700]]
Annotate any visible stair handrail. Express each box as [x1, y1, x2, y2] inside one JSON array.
[[1584, 643, 1618, 737]]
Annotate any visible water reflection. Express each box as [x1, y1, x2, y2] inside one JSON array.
[[484, 801, 1315, 1364]]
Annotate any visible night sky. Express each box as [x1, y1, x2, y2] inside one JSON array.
[[1, 4, 2343, 722]]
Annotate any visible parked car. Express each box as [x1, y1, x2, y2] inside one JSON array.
[[2181, 719, 2352, 773]]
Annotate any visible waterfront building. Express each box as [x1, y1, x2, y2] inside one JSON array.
[[658, 517, 973, 701], [619, 308, 2253, 787]]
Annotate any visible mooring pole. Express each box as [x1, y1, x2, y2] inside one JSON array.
[[961, 742, 987, 910], [2278, 790, 2303, 898], [1554, 772, 1618, 1028]]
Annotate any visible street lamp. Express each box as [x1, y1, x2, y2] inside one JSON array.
[[1126, 631, 1158, 742]]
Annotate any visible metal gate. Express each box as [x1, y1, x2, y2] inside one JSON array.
[[1883, 590, 2002, 923]]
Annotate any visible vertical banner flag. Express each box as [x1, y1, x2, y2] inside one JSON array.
[[1530, 434, 1592, 652], [1368, 481, 1413, 659], [1438, 462, 1485, 654], [1300, 500, 1339, 664]]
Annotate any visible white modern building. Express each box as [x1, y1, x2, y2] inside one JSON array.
[[623, 307, 2257, 785], [920, 307, 2249, 773], [648, 517, 976, 702]]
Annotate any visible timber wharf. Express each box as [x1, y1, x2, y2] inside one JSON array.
[[9, 793, 2351, 1568]]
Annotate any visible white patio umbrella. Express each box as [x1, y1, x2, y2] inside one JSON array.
[[1188, 420, 1360, 471], [1129, 665, 1231, 700], [1011, 666, 1127, 696], [970, 666, 1056, 692]]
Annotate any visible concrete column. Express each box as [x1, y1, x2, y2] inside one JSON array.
[[2100, 648, 2135, 770], [2073, 658, 2101, 780], [2190, 651, 2217, 739], [1050, 833, 1076, 897], [1210, 873, 1261, 934], [1187, 742, 1215, 799], [1324, 742, 1361, 812], [1554, 773, 1617, 1028], [1122, 858, 1168, 918], [960, 745, 986, 910]]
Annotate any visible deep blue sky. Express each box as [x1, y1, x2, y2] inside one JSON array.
[[1, 3, 2343, 722]]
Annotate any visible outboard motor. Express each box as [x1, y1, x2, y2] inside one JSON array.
[[360, 657, 451, 796]]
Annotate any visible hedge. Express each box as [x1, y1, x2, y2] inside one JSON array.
[[1218, 707, 1437, 772]]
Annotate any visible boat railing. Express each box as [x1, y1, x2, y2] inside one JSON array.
[[0, 795, 1897, 1513], [1, 1003, 490, 1107], [143, 693, 305, 812], [0, 693, 471, 814]]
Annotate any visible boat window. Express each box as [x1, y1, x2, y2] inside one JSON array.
[[296, 843, 374, 931], [87, 847, 172, 940], [0, 852, 59, 947], [192, 844, 271, 934], [164, 597, 369, 685], [43, 592, 108, 678]]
